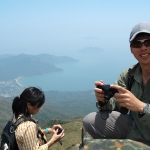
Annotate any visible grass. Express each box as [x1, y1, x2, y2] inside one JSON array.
[[43, 118, 83, 150]]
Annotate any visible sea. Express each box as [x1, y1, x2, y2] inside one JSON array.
[[18, 52, 137, 91]]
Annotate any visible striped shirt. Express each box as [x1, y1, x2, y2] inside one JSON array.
[[15, 121, 48, 150]]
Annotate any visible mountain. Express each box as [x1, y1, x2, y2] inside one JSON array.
[[78, 47, 104, 53], [0, 54, 78, 81], [36, 53, 78, 64], [0, 54, 14, 60], [34, 90, 97, 124], [0, 90, 97, 132], [0, 90, 97, 149], [0, 99, 12, 131]]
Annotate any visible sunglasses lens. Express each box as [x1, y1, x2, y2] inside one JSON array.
[[131, 41, 141, 48], [131, 39, 150, 48], [144, 39, 150, 47]]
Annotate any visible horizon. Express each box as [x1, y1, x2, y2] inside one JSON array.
[[0, 1, 150, 59]]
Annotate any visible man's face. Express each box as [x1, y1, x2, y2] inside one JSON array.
[[130, 33, 150, 66]]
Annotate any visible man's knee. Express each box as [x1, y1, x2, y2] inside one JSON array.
[[83, 112, 96, 130]]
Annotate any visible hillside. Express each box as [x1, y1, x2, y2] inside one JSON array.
[[0, 99, 12, 132], [0, 90, 97, 133], [42, 118, 83, 150], [0, 90, 96, 150], [0, 117, 83, 150], [36, 53, 78, 64], [35, 90, 97, 125], [0, 54, 78, 81]]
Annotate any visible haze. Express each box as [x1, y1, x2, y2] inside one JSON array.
[[0, 0, 150, 59]]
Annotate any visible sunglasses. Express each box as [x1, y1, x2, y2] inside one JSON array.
[[130, 39, 150, 48]]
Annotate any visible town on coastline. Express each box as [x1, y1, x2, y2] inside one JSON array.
[[0, 77, 24, 97]]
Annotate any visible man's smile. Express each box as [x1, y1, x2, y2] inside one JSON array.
[[140, 53, 150, 58]]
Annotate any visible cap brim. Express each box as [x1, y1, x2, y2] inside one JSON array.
[[130, 30, 150, 42]]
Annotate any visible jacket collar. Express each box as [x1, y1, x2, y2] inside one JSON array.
[[128, 63, 142, 85]]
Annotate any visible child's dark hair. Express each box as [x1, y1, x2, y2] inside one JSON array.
[[12, 87, 45, 119]]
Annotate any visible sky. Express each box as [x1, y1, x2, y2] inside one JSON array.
[[0, 0, 150, 58]]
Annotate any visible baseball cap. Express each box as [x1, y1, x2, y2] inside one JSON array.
[[129, 22, 150, 42]]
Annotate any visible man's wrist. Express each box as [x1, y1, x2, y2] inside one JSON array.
[[140, 103, 149, 114], [144, 103, 149, 114]]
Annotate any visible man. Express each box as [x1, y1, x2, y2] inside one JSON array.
[[83, 22, 150, 142]]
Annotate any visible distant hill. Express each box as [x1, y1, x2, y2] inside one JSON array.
[[34, 90, 97, 125], [0, 90, 97, 132], [0, 54, 14, 60], [0, 54, 78, 81], [0, 90, 96, 149], [36, 53, 77, 64], [0, 99, 12, 132], [78, 47, 104, 53]]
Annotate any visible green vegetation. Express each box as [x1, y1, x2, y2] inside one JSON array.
[[0, 90, 96, 133], [34, 90, 97, 125], [0, 117, 83, 150], [42, 118, 83, 150], [0, 90, 96, 149], [0, 99, 12, 134]]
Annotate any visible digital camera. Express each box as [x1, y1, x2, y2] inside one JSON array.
[[57, 128, 62, 135], [97, 84, 118, 100]]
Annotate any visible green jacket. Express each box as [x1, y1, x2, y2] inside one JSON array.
[[96, 63, 150, 141]]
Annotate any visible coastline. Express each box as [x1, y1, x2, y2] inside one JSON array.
[[15, 77, 23, 87]]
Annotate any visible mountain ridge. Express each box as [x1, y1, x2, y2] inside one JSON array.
[[0, 53, 78, 81], [0, 90, 96, 129]]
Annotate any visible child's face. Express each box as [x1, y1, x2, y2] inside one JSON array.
[[27, 103, 41, 115]]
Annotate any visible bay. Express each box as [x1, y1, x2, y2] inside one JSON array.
[[18, 52, 137, 91]]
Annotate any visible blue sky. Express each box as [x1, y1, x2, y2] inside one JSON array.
[[0, 0, 150, 58]]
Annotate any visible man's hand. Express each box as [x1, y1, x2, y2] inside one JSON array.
[[94, 80, 108, 104], [111, 84, 146, 113]]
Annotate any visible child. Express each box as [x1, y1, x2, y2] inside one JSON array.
[[12, 87, 65, 149]]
